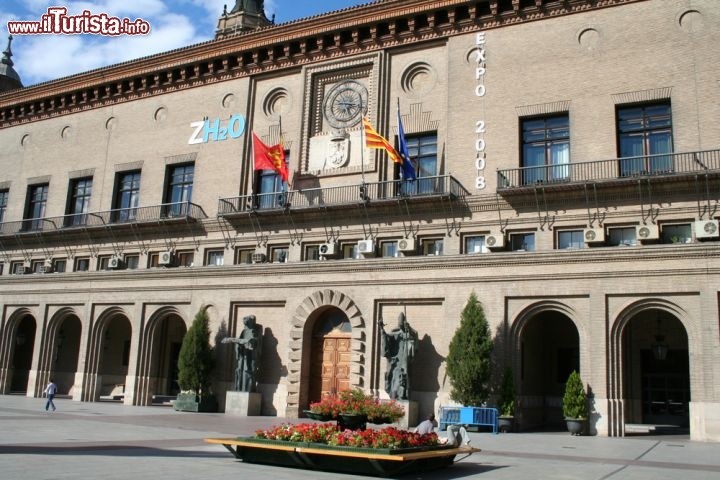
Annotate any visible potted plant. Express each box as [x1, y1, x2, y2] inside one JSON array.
[[174, 307, 217, 412], [562, 370, 588, 435], [445, 292, 494, 407], [497, 366, 516, 433]]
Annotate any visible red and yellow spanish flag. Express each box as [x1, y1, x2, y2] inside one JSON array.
[[363, 116, 403, 165], [252, 132, 288, 183]]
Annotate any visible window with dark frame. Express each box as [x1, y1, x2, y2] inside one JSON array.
[[165, 163, 194, 217], [206, 249, 224, 266], [67, 177, 92, 226], [256, 150, 289, 209], [510, 232, 535, 251], [521, 114, 569, 185], [465, 235, 487, 254], [236, 248, 255, 265], [25, 184, 49, 230], [399, 133, 437, 195], [608, 227, 637, 246], [617, 102, 673, 176], [557, 230, 585, 249], [0, 189, 8, 223], [661, 223, 692, 244], [113, 171, 141, 222]]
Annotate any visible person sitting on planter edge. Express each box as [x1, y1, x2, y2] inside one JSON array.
[[414, 413, 471, 446]]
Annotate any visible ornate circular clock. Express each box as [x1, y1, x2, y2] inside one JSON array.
[[323, 80, 368, 130]]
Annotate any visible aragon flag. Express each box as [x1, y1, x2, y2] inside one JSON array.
[[363, 116, 404, 166], [252, 132, 288, 183]]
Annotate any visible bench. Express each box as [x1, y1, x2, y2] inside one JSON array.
[[439, 406, 498, 434]]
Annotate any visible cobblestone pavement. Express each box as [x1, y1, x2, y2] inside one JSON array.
[[1, 395, 718, 479]]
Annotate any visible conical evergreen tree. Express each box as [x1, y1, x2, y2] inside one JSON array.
[[446, 292, 494, 406], [177, 307, 214, 396]]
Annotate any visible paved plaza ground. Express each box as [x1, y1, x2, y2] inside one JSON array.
[[0, 394, 718, 479]]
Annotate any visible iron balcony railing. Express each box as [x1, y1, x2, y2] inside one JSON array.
[[218, 175, 468, 216], [497, 149, 720, 191], [0, 202, 206, 237]]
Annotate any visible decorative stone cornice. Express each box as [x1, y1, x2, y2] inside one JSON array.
[[0, 0, 642, 128]]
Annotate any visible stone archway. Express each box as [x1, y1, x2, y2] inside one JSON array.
[[36, 307, 82, 398], [287, 290, 366, 418], [609, 299, 691, 437], [0, 310, 38, 394], [509, 301, 583, 432], [135, 306, 187, 406]]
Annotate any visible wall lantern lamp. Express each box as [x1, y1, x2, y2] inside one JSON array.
[[651, 317, 669, 361]]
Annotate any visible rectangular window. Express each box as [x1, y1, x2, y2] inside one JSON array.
[[235, 248, 255, 264], [421, 238, 443, 256], [148, 253, 160, 268], [256, 150, 289, 209], [0, 189, 8, 223], [31, 260, 45, 273], [401, 134, 438, 195], [74, 257, 90, 272], [617, 102, 673, 176], [113, 171, 141, 222], [465, 235, 487, 254], [342, 242, 359, 260], [25, 184, 49, 230], [608, 227, 637, 246], [510, 232, 535, 251], [206, 249, 224, 266], [66, 177, 92, 227], [521, 114, 570, 185], [557, 230, 585, 249], [124, 255, 139, 270], [53, 258, 67, 273], [271, 246, 289, 263], [381, 240, 398, 258], [11, 261, 26, 274], [305, 245, 320, 261], [661, 223, 692, 244], [165, 164, 194, 217], [176, 251, 194, 267], [0, 263, 4, 275], [97, 255, 112, 270]]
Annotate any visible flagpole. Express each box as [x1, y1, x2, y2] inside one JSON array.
[[360, 110, 367, 201]]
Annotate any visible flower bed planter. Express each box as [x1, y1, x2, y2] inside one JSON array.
[[205, 437, 479, 477]]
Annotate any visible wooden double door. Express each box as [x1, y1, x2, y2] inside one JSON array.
[[309, 311, 352, 403]]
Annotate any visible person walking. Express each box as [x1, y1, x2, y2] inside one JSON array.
[[44, 379, 57, 411]]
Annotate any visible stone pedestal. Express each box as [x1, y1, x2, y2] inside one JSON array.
[[225, 391, 261, 416], [397, 399, 418, 430]]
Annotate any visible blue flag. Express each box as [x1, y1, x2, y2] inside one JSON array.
[[397, 110, 416, 180]]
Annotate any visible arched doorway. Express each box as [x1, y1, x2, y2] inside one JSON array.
[[308, 308, 352, 404], [10, 314, 37, 393], [621, 309, 689, 433], [147, 313, 186, 402], [517, 310, 579, 431], [45, 313, 82, 397]]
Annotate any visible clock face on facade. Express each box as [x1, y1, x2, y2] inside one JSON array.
[[323, 80, 368, 129]]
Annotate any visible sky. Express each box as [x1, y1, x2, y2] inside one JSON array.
[[1, 1, 371, 87]]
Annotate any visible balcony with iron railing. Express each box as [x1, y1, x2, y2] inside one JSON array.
[[0, 202, 207, 238], [218, 174, 469, 217], [497, 149, 720, 193]]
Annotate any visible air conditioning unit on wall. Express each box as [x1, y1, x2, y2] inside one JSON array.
[[694, 219, 719, 239], [251, 248, 267, 264], [398, 238, 416, 253], [357, 239, 375, 256], [584, 227, 605, 243], [636, 224, 659, 241], [108, 255, 124, 269], [158, 251, 174, 266], [319, 242, 337, 256], [485, 232, 505, 249]]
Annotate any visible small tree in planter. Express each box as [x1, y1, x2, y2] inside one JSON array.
[[562, 370, 588, 435], [446, 292, 494, 406], [175, 307, 217, 412], [497, 366, 516, 432]]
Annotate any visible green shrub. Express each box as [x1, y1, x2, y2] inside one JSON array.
[[498, 366, 516, 417], [562, 370, 588, 419], [446, 292, 493, 406], [177, 307, 215, 396]]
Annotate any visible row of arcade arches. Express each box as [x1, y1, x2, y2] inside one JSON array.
[[0, 295, 691, 435]]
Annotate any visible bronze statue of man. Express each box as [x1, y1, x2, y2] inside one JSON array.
[[379, 312, 418, 400], [222, 315, 262, 392]]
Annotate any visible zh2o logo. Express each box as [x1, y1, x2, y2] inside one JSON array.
[[188, 114, 246, 145]]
